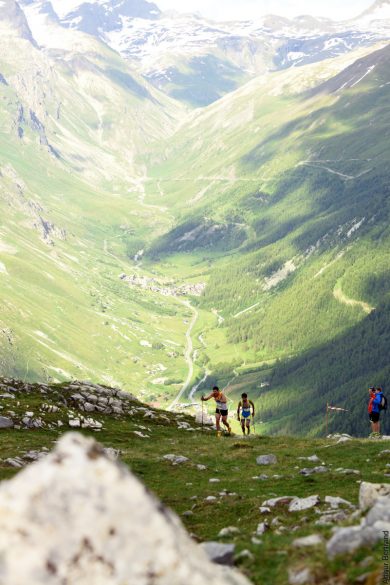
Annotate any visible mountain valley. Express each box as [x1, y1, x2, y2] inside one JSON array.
[[0, 0, 390, 438]]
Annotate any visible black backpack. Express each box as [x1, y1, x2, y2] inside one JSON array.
[[380, 394, 388, 412]]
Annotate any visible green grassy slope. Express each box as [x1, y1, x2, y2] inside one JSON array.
[[0, 30, 193, 394], [0, 379, 387, 585]]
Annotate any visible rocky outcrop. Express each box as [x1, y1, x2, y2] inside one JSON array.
[[327, 482, 390, 558], [0, 433, 250, 585], [0, 164, 66, 245], [256, 454, 277, 465], [359, 481, 390, 510], [29, 109, 61, 159], [0, 0, 38, 46], [0, 378, 150, 431], [0, 416, 14, 429]]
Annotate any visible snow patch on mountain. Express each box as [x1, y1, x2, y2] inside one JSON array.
[[18, 0, 390, 106]]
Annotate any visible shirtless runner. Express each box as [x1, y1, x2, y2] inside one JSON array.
[[201, 386, 232, 436]]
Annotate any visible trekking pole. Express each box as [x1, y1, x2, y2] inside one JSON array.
[[201, 396, 204, 433]]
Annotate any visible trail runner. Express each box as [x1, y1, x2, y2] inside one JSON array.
[[237, 393, 255, 435], [202, 386, 231, 436]]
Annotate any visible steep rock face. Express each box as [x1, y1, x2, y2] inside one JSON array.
[[0, 0, 37, 44], [19, 0, 61, 25], [0, 433, 250, 585]]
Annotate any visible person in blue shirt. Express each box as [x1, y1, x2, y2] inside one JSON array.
[[368, 386, 383, 436]]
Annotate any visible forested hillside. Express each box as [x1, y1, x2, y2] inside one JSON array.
[[143, 44, 390, 436]]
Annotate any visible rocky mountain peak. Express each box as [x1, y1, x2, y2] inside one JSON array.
[[358, 0, 390, 18], [19, 0, 60, 23], [60, 0, 161, 35], [0, 0, 37, 45]]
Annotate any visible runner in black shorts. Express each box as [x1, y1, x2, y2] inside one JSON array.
[[368, 386, 383, 436], [202, 386, 231, 436]]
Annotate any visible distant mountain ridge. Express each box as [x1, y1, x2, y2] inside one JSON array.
[[17, 0, 390, 106]]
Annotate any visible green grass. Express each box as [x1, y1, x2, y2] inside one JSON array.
[[0, 382, 388, 585]]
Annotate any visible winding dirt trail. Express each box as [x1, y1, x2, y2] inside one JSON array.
[[168, 300, 199, 411], [333, 284, 374, 315]]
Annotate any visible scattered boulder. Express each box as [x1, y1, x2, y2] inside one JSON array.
[[256, 454, 277, 466], [256, 521, 270, 536], [262, 496, 296, 508], [324, 496, 354, 509], [0, 416, 13, 429], [336, 468, 360, 475], [4, 457, 24, 468], [327, 526, 379, 559], [365, 496, 390, 530], [133, 431, 150, 439], [201, 542, 236, 567], [0, 433, 250, 584], [288, 568, 312, 585], [298, 455, 320, 463], [300, 466, 328, 476], [235, 549, 254, 563], [359, 482, 390, 511], [289, 496, 320, 513], [292, 534, 324, 548], [163, 454, 189, 465], [327, 433, 352, 442], [315, 511, 349, 526], [327, 484, 390, 558], [218, 527, 240, 538]]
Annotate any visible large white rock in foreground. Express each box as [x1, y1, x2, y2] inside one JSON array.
[[0, 433, 251, 585]]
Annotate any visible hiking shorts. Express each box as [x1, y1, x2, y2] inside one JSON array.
[[216, 408, 228, 417], [369, 412, 380, 423]]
